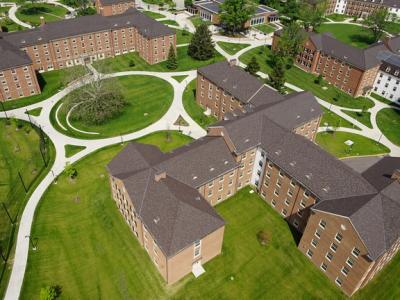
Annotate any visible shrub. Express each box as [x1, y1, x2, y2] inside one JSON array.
[[314, 74, 323, 85], [128, 59, 136, 67], [39, 285, 61, 300], [257, 230, 271, 246], [65, 163, 78, 179]]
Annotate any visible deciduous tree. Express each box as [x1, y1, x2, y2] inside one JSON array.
[[364, 8, 389, 42], [275, 21, 306, 65], [220, 0, 256, 34], [269, 53, 286, 92], [245, 56, 260, 75]]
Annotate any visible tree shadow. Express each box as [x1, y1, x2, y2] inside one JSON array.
[[348, 33, 375, 46], [20, 6, 51, 15]]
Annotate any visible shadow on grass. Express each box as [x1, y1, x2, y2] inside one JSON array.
[[348, 33, 375, 46], [20, 6, 51, 15]]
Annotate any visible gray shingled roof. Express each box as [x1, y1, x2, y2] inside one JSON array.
[[99, 0, 134, 5], [361, 157, 400, 191], [198, 61, 284, 106], [0, 38, 32, 70], [107, 142, 225, 257], [2, 8, 174, 48], [313, 181, 400, 260], [385, 36, 400, 53]]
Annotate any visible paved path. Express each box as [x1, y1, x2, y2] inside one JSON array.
[[8, 4, 32, 28]]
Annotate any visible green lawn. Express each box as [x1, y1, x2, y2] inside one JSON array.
[[320, 107, 358, 129], [56, 75, 173, 139], [0, 17, 21, 32], [325, 13, 350, 22], [316, 131, 389, 158], [189, 16, 212, 28], [254, 23, 276, 34], [376, 108, 400, 146], [16, 3, 68, 26], [172, 75, 188, 82], [175, 28, 193, 45], [161, 19, 179, 26], [0, 119, 55, 299], [384, 21, 400, 34], [183, 79, 217, 128], [216, 41, 251, 55], [317, 23, 374, 48], [0, 6, 9, 15], [342, 110, 372, 128], [3, 66, 86, 111], [370, 92, 400, 108], [25, 107, 42, 117], [64, 144, 86, 158], [239, 46, 374, 109], [142, 10, 165, 19], [93, 46, 226, 73]]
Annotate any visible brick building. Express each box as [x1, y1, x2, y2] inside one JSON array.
[[272, 30, 387, 97], [0, 8, 175, 101], [108, 62, 399, 294], [193, 0, 278, 27], [96, 0, 136, 16], [0, 39, 41, 101], [327, 0, 400, 20]]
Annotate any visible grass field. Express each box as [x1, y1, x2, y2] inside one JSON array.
[[0, 5, 9, 15], [342, 110, 372, 128], [376, 108, 400, 146], [216, 41, 250, 55], [183, 79, 217, 128], [254, 23, 276, 34], [161, 19, 178, 26], [94, 46, 225, 73], [189, 16, 212, 28], [0, 119, 55, 299], [64, 144, 86, 158], [239, 46, 374, 109], [317, 23, 374, 48], [370, 92, 400, 108], [175, 29, 193, 45], [384, 21, 400, 34], [325, 14, 351, 22], [320, 107, 358, 129], [2, 66, 86, 111], [142, 10, 165, 19], [316, 131, 389, 158], [0, 16, 21, 32], [16, 3, 68, 26], [26, 107, 42, 117], [56, 75, 173, 139]]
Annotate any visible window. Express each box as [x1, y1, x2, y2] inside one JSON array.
[[290, 179, 296, 187], [278, 170, 284, 178], [352, 247, 360, 257], [320, 263, 328, 272], [287, 189, 294, 197], [330, 243, 338, 252], [311, 239, 318, 248], [315, 229, 321, 239], [300, 200, 306, 208], [319, 220, 326, 229], [346, 257, 355, 268], [341, 266, 349, 276], [303, 191, 310, 198], [326, 252, 333, 261], [306, 249, 313, 258], [335, 277, 342, 286], [335, 233, 343, 243], [271, 199, 276, 207], [281, 209, 287, 216], [293, 219, 299, 228], [274, 189, 280, 196], [284, 198, 290, 206], [194, 240, 201, 258]]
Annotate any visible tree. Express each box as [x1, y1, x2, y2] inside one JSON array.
[[245, 56, 260, 75], [39, 285, 61, 300], [282, 0, 300, 21], [65, 163, 77, 179], [166, 44, 178, 70], [364, 8, 389, 42], [184, 0, 193, 7], [299, 0, 327, 31], [269, 54, 286, 92], [66, 72, 126, 125], [275, 21, 306, 66], [188, 23, 215, 60], [220, 0, 256, 34]]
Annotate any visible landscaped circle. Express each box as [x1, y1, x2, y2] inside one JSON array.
[[16, 3, 68, 26], [52, 75, 174, 139]]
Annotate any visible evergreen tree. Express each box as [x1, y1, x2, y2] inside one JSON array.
[[220, 0, 256, 34], [245, 56, 260, 75], [166, 44, 178, 70], [269, 54, 286, 92], [188, 24, 215, 60]]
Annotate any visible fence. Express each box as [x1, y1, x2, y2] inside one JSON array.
[[0, 116, 51, 291]]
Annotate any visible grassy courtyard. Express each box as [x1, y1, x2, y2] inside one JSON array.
[[325, 14, 350, 22], [2, 66, 86, 111], [142, 10, 165, 19], [317, 24, 374, 48], [376, 108, 400, 146], [0, 119, 55, 299], [93, 46, 225, 73], [189, 16, 212, 28], [16, 3, 68, 26], [316, 131, 389, 158], [254, 23, 277, 34], [320, 107, 358, 129], [54, 75, 173, 139], [183, 79, 217, 128], [239, 46, 374, 109], [175, 28, 193, 45], [0, 17, 20, 32], [342, 110, 372, 128], [216, 41, 250, 55]]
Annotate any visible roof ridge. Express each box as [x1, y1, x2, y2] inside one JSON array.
[[138, 168, 153, 215]]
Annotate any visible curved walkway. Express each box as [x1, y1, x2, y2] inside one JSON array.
[[8, 4, 32, 29]]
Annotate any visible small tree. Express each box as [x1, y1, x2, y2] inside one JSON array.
[[269, 54, 286, 92], [220, 0, 256, 35], [65, 163, 77, 179], [39, 285, 61, 300], [188, 24, 215, 60], [364, 8, 389, 42], [314, 74, 323, 85], [245, 56, 260, 76], [166, 45, 178, 70]]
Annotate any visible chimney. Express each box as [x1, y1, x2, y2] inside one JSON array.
[[40, 16, 45, 27], [229, 59, 237, 67], [392, 169, 400, 182], [155, 171, 166, 182]]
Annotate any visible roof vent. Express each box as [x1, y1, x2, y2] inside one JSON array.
[[38, 37, 42, 41], [21, 40, 26, 44], [114, 23, 118, 27], [296, 115, 301, 119], [224, 160, 228, 165], [223, 78, 227, 82], [195, 196, 201, 201], [290, 161, 296, 167], [305, 173, 313, 180], [311, 108, 315, 112], [210, 167, 215, 172], [154, 171, 166, 182], [323, 186, 330, 193], [233, 84, 237, 89], [192, 175, 198, 180], [153, 217, 160, 224], [275, 149, 282, 156], [244, 138, 250, 143]]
